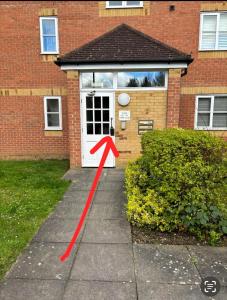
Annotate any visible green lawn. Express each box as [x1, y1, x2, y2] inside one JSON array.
[[0, 160, 70, 279]]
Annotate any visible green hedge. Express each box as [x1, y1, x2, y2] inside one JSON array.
[[125, 129, 227, 244]]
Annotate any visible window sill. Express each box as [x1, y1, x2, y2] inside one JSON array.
[[106, 6, 143, 9], [41, 52, 59, 55], [44, 127, 62, 131], [195, 128, 227, 131]]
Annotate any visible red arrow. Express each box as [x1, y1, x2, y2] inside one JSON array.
[[60, 136, 119, 262]]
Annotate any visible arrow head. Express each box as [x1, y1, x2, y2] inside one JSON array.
[[90, 136, 119, 158]]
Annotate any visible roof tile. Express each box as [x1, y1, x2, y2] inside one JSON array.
[[56, 24, 192, 65]]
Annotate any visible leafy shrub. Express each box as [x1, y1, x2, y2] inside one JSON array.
[[125, 129, 227, 244]]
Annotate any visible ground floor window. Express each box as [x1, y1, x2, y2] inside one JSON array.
[[195, 95, 227, 129], [44, 96, 62, 130]]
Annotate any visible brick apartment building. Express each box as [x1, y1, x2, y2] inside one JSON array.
[[1, 1, 227, 168]]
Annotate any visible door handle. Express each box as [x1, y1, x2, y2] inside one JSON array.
[[110, 127, 115, 136], [110, 117, 114, 136]]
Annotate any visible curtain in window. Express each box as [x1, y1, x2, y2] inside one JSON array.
[[42, 19, 57, 52], [218, 14, 227, 49], [201, 15, 217, 50], [213, 97, 227, 128]]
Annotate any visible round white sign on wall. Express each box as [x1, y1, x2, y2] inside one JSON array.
[[118, 93, 130, 106]]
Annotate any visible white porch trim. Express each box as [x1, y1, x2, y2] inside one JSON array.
[[61, 62, 188, 71]]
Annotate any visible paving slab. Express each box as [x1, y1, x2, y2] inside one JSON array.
[[33, 218, 84, 243], [7, 242, 74, 280], [82, 219, 131, 243], [70, 243, 135, 282], [50, 202, 89, 219], [0, 279, 65, 300], [68, 180, 98, 191], [61, 190, 90, 203], [133, 244, 200, 285], [88, 202, 126, 219], [136, 281, 227, 300], [93, 190, 127, 204], [63, 169, 97, 181], [98, 181, 124, 191], [188, 246, 227, 286], [104, 169, 125, 174], [100, 172, 125, 182], [63, 280, 137, 300]]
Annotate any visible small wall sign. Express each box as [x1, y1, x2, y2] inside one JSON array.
[[138, 120, 154, 135], [119, 110, 130, 121]]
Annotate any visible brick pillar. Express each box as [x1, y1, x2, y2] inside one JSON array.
[[167, 69, 182, 128], [66, 70, 81, 168]]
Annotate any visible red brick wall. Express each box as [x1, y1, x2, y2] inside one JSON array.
[[167, 70, 181, 128], [179, 95, 196, 129], [0, 1, 226, 160], [0, 95, 69, 159]]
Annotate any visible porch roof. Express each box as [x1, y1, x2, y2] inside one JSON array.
[[55, 24, 193, 67]]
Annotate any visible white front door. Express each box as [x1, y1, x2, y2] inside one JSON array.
[[81, 92, 115, 167]]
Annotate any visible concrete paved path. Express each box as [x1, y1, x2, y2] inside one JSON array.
[[0, 169, 226, 299]]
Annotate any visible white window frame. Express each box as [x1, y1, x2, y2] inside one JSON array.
[[106, 1, 143, 9], [44, 96, 62, 130], [79, 71, 168, 91], [40, 17, 59, 54], [199, 12, 227, 51], [195, 95, 227, 130]]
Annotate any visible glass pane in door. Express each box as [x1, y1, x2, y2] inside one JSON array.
[[103, 123, 109, 134], [86, 97, 93, 108], [95, 110, 101, 122], [94, 97, 101, 108], [103, 97, 109, 108], [103, 110, 109, 121], [95, 123, 101, 134], [87, 123, 93, 134], [86, 110, 93, 121], [85, 95, 111, 135]]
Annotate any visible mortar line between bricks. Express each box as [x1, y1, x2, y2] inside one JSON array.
[[61, 183, 98, 299]]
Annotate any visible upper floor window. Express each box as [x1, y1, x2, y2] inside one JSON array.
[[40, 17, 59, 54], [195, 95, 227, 129], [200, 13, 227, 50], [106, 1, 143, 8]]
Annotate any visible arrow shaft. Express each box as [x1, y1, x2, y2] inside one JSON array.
[[60, 145, 111, 262]]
